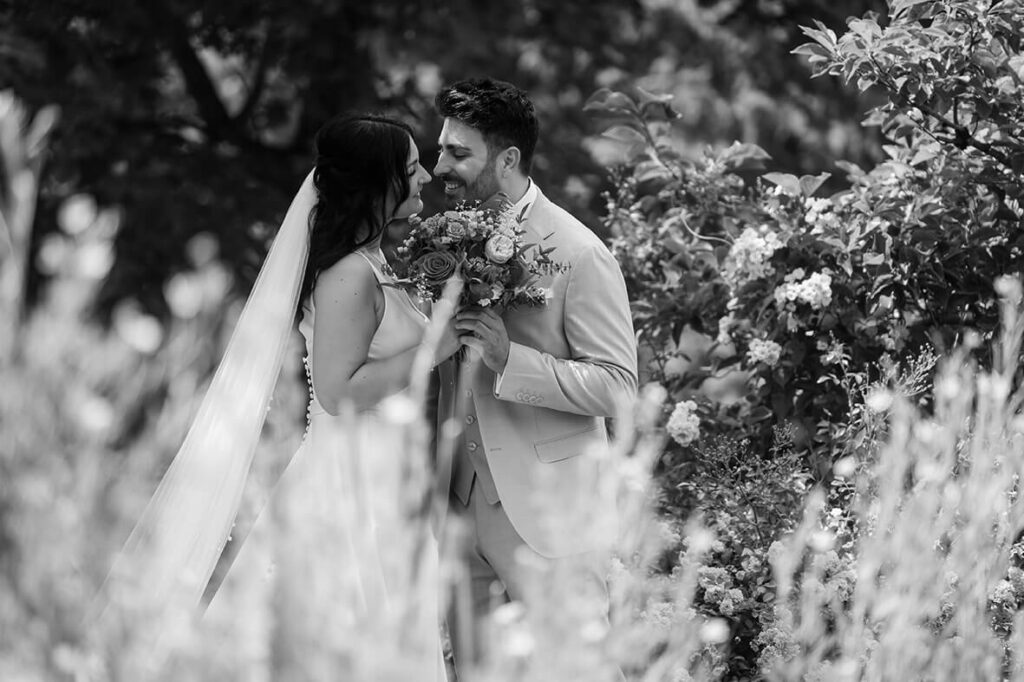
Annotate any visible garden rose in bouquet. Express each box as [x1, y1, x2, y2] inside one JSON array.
[[393, 194, 562, 310]]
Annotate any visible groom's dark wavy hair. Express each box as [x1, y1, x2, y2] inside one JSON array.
[[435, 77, 539, 174], [299, 114, 414, 315]]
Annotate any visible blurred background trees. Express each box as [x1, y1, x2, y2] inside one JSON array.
[[3, 0, 886, 321]]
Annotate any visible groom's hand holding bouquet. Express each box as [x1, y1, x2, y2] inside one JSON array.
[[392, 192, 564, 371]]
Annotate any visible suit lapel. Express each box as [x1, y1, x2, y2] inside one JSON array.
[[516, 188, 545, 243]]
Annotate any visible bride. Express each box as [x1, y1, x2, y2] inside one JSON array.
[[93, 114, 458, 679]]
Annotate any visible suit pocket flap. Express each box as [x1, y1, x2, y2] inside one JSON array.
[[533, 425, 603, 463]]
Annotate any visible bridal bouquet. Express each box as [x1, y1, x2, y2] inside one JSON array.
[[393, 195, 562, 310]]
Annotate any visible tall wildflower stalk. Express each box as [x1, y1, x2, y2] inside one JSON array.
[[0, 92, 58, 363], [766, 277, 1024, 681]]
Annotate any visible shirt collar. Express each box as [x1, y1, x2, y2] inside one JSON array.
[[509, 178, 538, 221]]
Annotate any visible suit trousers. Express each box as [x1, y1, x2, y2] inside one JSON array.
[[445, 477, 612, 674]]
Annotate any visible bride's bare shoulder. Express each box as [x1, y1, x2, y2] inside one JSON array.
[[312, 251, 378, 304]]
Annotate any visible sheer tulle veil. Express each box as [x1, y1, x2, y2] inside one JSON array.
[[92, 170, 316, 628]]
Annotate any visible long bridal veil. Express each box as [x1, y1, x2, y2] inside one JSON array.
[[92, 171, 315, 632]]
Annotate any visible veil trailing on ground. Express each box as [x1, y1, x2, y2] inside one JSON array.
[[93, 170, 316, 630]]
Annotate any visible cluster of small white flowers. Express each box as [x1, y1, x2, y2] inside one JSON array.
[[718, 588, 745, 617], [803, 197, 833, 228], [783, 268, 805, 283], [773, 270, 833, 310], [717, 315, 734, 346], [666, 400, 701, 447], [746, 338, 782, 367], [990, 579, 1017, 606], [723, 226, 783, 289]]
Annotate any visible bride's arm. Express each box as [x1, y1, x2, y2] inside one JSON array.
[[310, 254, 454, 414]]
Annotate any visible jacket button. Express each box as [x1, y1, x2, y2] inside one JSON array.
[[467, 441, 479, 452], [465, 415, 476, 425]]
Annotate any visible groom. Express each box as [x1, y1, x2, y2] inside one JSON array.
[[432, 77, 638, 667]]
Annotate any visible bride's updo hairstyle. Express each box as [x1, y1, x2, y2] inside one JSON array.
[[299, 114, 415, 310]]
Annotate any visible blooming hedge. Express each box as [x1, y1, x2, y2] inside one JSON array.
[[593, 0, 1024, 466], [589, 0, 1024, 675]]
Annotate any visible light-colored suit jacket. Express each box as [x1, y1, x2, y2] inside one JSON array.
[[437, 186, 638, 558]]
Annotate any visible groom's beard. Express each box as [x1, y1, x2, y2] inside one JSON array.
[[441, 162, 501, 209]]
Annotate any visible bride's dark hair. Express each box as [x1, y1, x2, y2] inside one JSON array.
[[299, 114, 414, 313]]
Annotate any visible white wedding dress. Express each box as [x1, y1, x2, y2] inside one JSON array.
[[94, 169, 448, 678], [203, 248, 446, 680]]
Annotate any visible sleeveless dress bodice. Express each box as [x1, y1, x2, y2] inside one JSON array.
[[298, 248, 428, 420]]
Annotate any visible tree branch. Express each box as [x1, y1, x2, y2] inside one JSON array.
[[867, 55, 1016, 171], [142, 0, 234, 142], [904, 95, 1014, 169], [236, 26, 273, 126]]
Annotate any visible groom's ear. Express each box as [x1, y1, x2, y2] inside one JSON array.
[[499, 147, 521, 177]]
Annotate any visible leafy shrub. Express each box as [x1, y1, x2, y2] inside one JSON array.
[[592, 0, 1024, 453], [587, 0, 1024, 676]]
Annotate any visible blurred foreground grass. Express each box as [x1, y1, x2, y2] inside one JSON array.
[[5, 95, 1024, 681]]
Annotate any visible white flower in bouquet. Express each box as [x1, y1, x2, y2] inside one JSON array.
[[484, 233, 516, 263]]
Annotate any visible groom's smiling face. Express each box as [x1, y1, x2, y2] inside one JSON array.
[[435, 118, 501, 208]]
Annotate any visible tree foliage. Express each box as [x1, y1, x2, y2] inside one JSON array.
[[1, 0, 885, 320], [595, 0, 1024, 458]]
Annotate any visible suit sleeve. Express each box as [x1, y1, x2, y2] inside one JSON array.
[[493, 243, 638, 417]]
